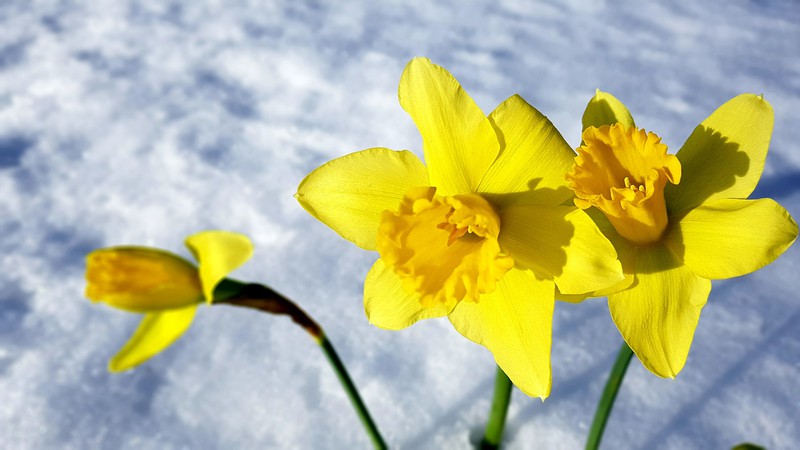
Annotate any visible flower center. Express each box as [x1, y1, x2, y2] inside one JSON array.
[[566, 124, 681, 245], [376, 187, 514, 309]]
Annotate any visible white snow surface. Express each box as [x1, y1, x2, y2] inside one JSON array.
[[0, 1, 799, 449]]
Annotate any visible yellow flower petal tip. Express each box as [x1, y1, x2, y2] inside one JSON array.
[[295, 148, 429, 251], [582, 90, 635, 131], [85, 247, 203, 312], [185, 230, 254, 303], [568, 124, 681, 245], [398, 57, 499, 195]]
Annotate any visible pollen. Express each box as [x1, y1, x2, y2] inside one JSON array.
[[376, 187, 514, 309], [566, 124, 681, 245], [623, 177, 646, 194]]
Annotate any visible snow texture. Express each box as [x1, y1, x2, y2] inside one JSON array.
[[0, 1, 798, 449]]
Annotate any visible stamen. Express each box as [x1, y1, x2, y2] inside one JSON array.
[[437, 217, 469, 246]]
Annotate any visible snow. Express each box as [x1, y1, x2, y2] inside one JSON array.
[[0, 1, 798, 448]]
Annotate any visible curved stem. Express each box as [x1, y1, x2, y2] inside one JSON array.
[[218, 282, 387, 449], [319, 334, 387, 450], [480, 366, 513, 450], [585, 342, 634, 450]]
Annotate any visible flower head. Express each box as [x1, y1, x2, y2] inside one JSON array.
[[296, 58, 624, 397], [86, 247, 203, 312], [566, 90, 798, 377], [85, 230, 253, 372]]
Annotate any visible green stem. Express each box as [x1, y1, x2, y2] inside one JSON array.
[[213, 278, 248, 302], [480, 366, 513, 450], [218, 282, 387, 449], [585, 342, 634, 450], [319, 334, 387, 450]]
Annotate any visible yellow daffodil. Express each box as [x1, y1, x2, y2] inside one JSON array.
[[295, 58, 624, 397], [85, 230, 253, 372], [565, 90, 798, 378]]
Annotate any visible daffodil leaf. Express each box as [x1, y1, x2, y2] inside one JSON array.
[[731, 443, 765, 450]]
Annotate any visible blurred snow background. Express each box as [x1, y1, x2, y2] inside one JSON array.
[[0, 0, 798, 448]]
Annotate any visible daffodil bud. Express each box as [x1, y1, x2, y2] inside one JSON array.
[[85, 231, 254, 372], [85, 247, 203, 313]]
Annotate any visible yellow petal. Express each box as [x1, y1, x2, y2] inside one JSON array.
[[665, 94, 774, 212], [665, 198, 797, 280], [581, 90, 635, 131], [499, 205, 624, 294], [557, 205, 638, 301], [448, 268, 554, 398], [609, 246, 710, 378], [363, 259, 452, 330], [398, 57, 499, 195], [185, 231, 254, 303], [109, 305, 197, 372], [555, 272, 636, 303], [85, 247, 202, 312], [476, 94, 575, 208], [553, 289, 591, 304], [296, 148, 429, 250], [553, 208, 640, 302]]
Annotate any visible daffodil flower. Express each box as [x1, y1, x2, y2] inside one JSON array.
[[566, 91, 798, 378], [296, 58, 623, 397], [85, 230, 253, 372]]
